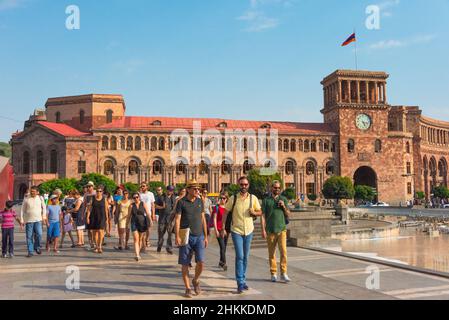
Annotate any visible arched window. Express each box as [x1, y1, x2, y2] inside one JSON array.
[[324, 140, 330, 152], [264, 160, 273, 168], [102, 136, 109, 150], [50, 150, 58, 174], [135, 137, 141, 151], [144, 137, 150, 150], [79, 110, 85, 124], [55, 112, 61, 123], [243, 160, 254, 174], [242, 138, 248, 152], [310, 140, 317, 152], [278, 139, 283, 152], [283, 140, 289, 152], [319, 140, 324, 152], [406, 142, 411, 154], [23, 151, 30, 174], [128, 160, 139, 175], [221, 161, 231, 175], [298, 140, 304, 152], [348, 139, 355, 153], [36, 150, 44, 173], [110, 136, 117, 150], [151, 137, 157, 151], [106, 110, 113, 124], [290, 140, 296, 152], [176, 161, 186, 175], [120, 137, 125, 150], [304, 140, 310, 152], [153, 160, 162, 175], [126, 137, 133, 151], [227, 138, 233, 151], [199, 160, 208, 175], [306, 161, 315, 175], [104, 160, 114, 175], [375, 139, 382, 153], [326, 162, 335, 175], [438, 159, 446, 177], [159, 137, 165, 151], [285, 161, 295, 175]]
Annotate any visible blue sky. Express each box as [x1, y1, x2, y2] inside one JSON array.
[[0, 0, 448, 141]]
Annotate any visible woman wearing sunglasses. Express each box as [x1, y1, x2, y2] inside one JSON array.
[[85, 185, 109, 254], [213, 192, 229, 271], [127, 193, 150, 261]]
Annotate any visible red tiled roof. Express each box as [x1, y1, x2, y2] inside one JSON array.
[[97, 117, 336, 135], [37, 121, 90, 137]]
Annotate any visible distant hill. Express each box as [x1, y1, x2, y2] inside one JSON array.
[[0, 142, 11, 158]]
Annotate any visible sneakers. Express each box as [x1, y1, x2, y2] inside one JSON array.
[[281, 274, 291, 283], [166, 248, 173, 255], [271, 275, 278, 282], [242, 283, 249, 291], [1, 254, 6, 258], [192, 279, 202, 296], [237, 284, 245, 294], [184, 288, 193, 298]]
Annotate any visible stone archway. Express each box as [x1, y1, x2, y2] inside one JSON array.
[[354, 166, 378, 202]]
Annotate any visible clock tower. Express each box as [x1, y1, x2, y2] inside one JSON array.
[[320, 70, 410, 205]]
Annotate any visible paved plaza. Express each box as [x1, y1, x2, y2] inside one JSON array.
[[2, 225, 449, 300]]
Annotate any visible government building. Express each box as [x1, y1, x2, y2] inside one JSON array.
[[10, 70, 449, 205]]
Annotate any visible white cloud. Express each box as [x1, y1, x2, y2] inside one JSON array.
[[0, 0, 23, 11], [238, 0, 292, 32], [377, 0, 400, 17], [369, 34, 437, 50]]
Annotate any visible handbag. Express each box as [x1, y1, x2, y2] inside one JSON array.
[[178, 228, 190, 246]]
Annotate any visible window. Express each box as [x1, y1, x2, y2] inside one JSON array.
[[311, 140, 317, 152], [105, 110, 113, 124], [306, 161, 315, 175], [153, 160, 162, 175], [227, 138, 233, 151], [285, 161, 295, 175], [55, 112, 61, 123], [152, 120, 162, 126], [326, 162, 335, 175], [283, 140, 289, 152], [199, 161, 208, 175], [176, 161, 186, 175], [375, 139, 382, 153], [243, 160, 254, 174], [78, 161, 86, 174], [331, 142, 336, 153], [319, 140, 324, 152], [407, 182, 412, 195], [128, 160, 138, 175], [135, 137, 141, 150], [79, 110, 85, 124], [306, 183, 315, 195], [159, 137, 165, 151], [261, 123, 271, 129], [126, 137, 133, 151], [50, 150, 58, 173], [23, 151, 30, 174], [145, 137, 150, 150], [221, 161, 231, 175], [406, 162, 411, 175], [110, 137, 117, 150], [218, 122, 227, 128], [102, 136, 109, 150], [406, 142, 411, 154], [348, 139, 355, 153], [290, 140, 296, 152], [298, 140, 304, 152], [324, 140, 330, 152], [120, 137, 125, 150], [36, 151, 44, 173], [104, 160, 114, 175], [304, 140, 310, 152], [150, 137, 157, 151]]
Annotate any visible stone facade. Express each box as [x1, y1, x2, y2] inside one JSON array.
[[10, 70, 449, 205]]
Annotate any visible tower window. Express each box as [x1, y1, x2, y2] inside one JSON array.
[[55, 112, 61, 123], [106, 110, 113, 124], [79, 110, 85, 124], [348, 139, 355, 153]]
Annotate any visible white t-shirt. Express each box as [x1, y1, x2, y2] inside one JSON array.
[[140, 191, 155, 213]]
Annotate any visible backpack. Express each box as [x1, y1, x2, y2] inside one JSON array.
[[225, 194, 254, 233]]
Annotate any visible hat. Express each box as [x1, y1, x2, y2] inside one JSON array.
[[85, 181, 95, 187], [54, 188, 62, 195], [50, 195, 58, 200], [167, 185, 175, 191], [186, 179, 201, 189]]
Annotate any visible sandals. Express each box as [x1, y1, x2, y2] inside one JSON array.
[[135, 256, 141, 261], [192, 279, 201, 296], [184, 288, 193, 298]]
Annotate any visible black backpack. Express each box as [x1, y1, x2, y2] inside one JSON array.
[[225, 194, 254, 233]]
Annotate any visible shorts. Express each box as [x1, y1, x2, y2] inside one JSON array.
[[47, 222, 61, 239], [178, 234, 205, 266]]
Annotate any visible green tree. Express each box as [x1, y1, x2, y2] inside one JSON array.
[[226, 184, 240, 196], [123, 183, 139, 193], [322, 176, 355, 203], [354, 185, 376, 202], [0, 142, 11, 158], [175, 183, 187, 194], [148, 181, 166, 194], [247, 169, 283, 199], [77, 173, 117, 194], [39, 178, 78, 197], [307, 194, 317, 201], [432, 185, 449, 199], [416, 191, 425, 200], [282, 187, 296, 200]]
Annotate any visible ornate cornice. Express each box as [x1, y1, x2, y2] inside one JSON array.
[[45, 94, 126, 109]]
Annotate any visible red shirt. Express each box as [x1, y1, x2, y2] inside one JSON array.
[[212, 205, 226, 231]]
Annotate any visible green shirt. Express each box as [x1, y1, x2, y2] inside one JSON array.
[[262, 195, 288, 234]]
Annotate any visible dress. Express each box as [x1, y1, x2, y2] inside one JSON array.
[[87, 196, 107, 230], [63, 213, 73, 233], [130, 202, 148, 233], [118, 200, 132, 229]]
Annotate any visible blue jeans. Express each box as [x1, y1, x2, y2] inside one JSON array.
[[26, 222, 43, 254], [231, 232, 253, 287]]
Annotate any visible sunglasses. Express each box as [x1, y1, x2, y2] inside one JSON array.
[[133, 196, 139, 199], [240, 184, 249, 187], [97, 190, 103, 193], [221, 197, 227, 200]]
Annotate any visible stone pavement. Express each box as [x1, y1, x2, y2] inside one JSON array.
[[1, 225, 449, 300]]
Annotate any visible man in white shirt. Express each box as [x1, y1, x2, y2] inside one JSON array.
[[20, 186, 47, 257], [139, 182, 156, 248]]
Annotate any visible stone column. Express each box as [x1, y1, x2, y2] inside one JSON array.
[[338, 80, 342, 103], [383, 83, 387, 103], [357, 81, 361, 103], [366, 82, 369, 103], [375, 82, 379, 104]]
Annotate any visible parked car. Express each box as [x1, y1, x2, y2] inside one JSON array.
[[372, 202, 390, 207]]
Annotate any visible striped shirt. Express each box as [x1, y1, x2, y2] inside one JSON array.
[[0, 210, 16, 229]]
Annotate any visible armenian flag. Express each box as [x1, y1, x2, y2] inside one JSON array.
[[341, 33, 356, 46]]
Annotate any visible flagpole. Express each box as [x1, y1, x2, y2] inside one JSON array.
[[354, 28, 358, 71]]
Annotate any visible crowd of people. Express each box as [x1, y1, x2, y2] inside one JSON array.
[[0, 177, 293, 298]]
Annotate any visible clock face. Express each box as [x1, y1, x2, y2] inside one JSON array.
[[356, 114, 372, 130]]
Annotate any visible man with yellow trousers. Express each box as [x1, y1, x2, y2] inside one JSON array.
[[261, 180, 291, 283]]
